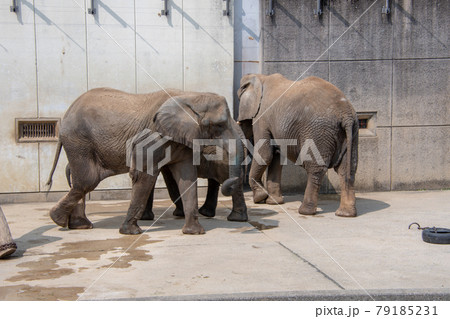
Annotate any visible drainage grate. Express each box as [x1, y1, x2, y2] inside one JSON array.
[[16, 119, 60, 143]]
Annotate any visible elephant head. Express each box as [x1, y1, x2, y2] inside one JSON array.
[[152, 93, 245, 196]]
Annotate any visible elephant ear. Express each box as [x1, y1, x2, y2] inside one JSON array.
[[237, 74, 263, 122], [153, 94, 230, 148]]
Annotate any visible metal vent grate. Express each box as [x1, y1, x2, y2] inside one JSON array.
[[16, 119, 60, 143]]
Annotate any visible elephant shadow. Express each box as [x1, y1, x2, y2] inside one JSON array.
[[317, 195, 390, 216], [11, 225, 63, 258], [90, 206, 280, 233], [258, 193, 390, 217]]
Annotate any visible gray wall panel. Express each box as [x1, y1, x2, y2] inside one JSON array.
[[392, 126, 450, 190], [393, 0, 449, 59], [329, 0, 393, 60], [393, 59, 449, 126], [262, 0, 329, 61], [330, 60, 392, 127]]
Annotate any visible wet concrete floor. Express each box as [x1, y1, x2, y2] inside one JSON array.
[[1, 190, 449, 300]]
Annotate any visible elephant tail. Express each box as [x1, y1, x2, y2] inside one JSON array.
[[65, 164, 72, 188], [45, 140, 63, 191], [343, 117, 359, 188]]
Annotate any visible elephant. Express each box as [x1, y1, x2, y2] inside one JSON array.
[[0, 207, 16, 258], [64, 126, 249, 223], [142, 121, 248, 222], [46, 88, 245, 235], [237, 73, 358, 217]]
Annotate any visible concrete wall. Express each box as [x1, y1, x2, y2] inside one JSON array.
[[260, 0, 449, 193], [233, 0, 261, 119], [0, 0, 234, 202]]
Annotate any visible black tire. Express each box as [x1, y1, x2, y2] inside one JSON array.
[[422, 228, 450, 245]]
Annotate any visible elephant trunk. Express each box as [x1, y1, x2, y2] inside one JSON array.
[[221, 130, 245, 196]]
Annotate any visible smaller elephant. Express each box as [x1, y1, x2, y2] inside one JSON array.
[[237, 74, 358, 217], [0, 207, 16, 258], [47, 89, 246, 235]]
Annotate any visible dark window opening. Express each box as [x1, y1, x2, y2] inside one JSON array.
[[359, 118, 368, 129]]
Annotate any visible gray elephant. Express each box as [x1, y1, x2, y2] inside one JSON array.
[[237, 74, 358, 217], [46, 88, 245, 235], [64, 126, 249, 223]]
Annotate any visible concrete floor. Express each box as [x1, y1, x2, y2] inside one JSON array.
[[0, 190, 449, 301]]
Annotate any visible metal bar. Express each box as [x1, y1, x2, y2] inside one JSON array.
[[223, 0, 230, 16], [382, 0, 391, 14], [88, 0, 96, 15], [314, 0, 323, 16], [161, 0, 169, 16], [266, 0, 274, 17], [10, 0, 17, 13]]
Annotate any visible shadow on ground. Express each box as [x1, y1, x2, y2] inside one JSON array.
[[12, 225, 62, 257], [261, 193, 390, 217], [89, 206, 280, 234]]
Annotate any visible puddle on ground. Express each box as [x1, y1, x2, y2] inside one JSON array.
[[248, 220, 278, 231], [0, 284, 84, 301], [6, 235, 161, 283]]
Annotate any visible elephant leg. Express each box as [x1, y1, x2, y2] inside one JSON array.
[[140, 188, 155, 220], [249, 130, 273, 203], [334, 161, 357, 217], [265, 150, 284, 205], [298, 167, 327, 215], [50, 156, 106, 228], [162, 167, 184, 217], [50, 188, 87, 228], [169, 161, 205, 235], [68, 196, 93, 229], [120, 172, 157, 235], [199, 179, 219, 218], [227, 183, 248, 222]]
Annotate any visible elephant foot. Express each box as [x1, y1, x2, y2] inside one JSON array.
[[199, 206, 215, 218], [140, 209, 154, 220], [49, 208, 69, 228], [335, 206, 357, 218], [173, 208, 185, 218], [182, 219, 205, 235], [253, 187, 269, 204], [265, 195, 284, 205], [298, 203, 317, 216], [119, 222, 143, 235], [68, 216, 93, 229], [227, 209, 248, 222], [0, 242, 17, 259]]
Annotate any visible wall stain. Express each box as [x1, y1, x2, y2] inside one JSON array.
[[6, 235, 161, 282]]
